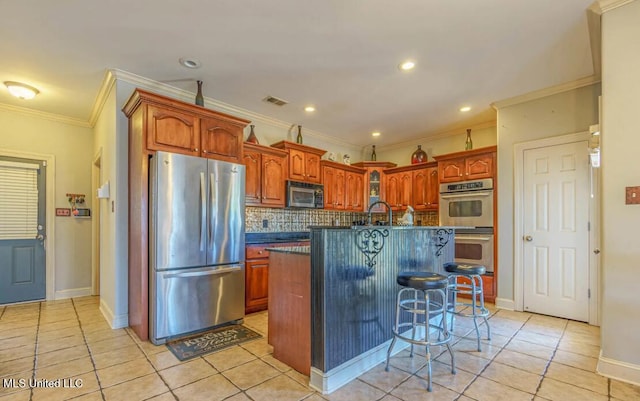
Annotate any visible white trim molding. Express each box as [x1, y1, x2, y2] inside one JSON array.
[[593, 0, 636, 13], [495, 298, 516, 311], [55, 287, 93, 300], [598, 351, 640, 386], [492, 75, 601, 110], [99, 298, 128, 329], [0, 103, 89, 128]]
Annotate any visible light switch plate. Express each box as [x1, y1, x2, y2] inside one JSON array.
[[56, 208, 71, 216], [626, 186, 640, 205]]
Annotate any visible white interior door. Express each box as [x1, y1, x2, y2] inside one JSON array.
[[522, 140, 590, 321]]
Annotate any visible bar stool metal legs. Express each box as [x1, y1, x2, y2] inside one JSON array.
[[445, 263, 491, 352], [385, 272, 456, 392]]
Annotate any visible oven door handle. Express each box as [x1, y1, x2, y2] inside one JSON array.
[[456, 235, 493, 242], [440, 191, 493, 199]]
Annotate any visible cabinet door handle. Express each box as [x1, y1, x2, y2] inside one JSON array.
[[194, 148, 199, 152], [203, 150, 208, 153]]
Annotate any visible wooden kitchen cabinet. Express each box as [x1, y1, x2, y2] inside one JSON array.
[[352, 162, 397, 213], [140, 90, 249, 164], [412, 163, 439, 211], [321, 161, 366, 211], [435, 146, 497, 183], [243, 143, 288, 207], [383, 168, 414, 211], [245, 242, 309, 314], [271, 141, 326, 183]]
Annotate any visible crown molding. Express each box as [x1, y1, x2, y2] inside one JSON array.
[[379, 119, 497, 152], [106, 68, 358, 150], [592, 0, 636, 14], [0, 102, 90, 128], [88, 69, 117, 127], [491, 75, 601, 110]]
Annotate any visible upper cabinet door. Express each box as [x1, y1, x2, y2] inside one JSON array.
[[289, 149, 306, 181], [147, 105, 200, 156], [261, 153, 287, 207], [243, 149, 262, 206], [466, 154, 495, 180], [200, 118, 243, 163], [439, 158, 465, 182], [305, 153, 322, 183]]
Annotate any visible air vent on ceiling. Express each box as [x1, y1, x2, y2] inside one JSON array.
[[263, 95, 288, 106]]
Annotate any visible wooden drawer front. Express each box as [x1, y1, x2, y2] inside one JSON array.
[[246, 245, 269, 259], [246, 241, 309, 259]]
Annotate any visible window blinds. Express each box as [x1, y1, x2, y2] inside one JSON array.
[[0, 160, 40, 240]]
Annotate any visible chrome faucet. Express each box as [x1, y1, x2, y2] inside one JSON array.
[[367, 200, 393, 226]]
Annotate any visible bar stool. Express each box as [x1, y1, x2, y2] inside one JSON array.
[[385, 271, 456, 392], [444, 262, 491, 352]]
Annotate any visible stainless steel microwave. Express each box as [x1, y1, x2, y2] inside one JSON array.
[[286, 181, 324, 209]]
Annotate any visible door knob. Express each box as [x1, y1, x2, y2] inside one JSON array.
[[524, 235, 533, 242], [594, 248, 601, 254]]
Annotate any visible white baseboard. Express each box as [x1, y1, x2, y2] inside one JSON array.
[[597, 351, 640, 386], [495, 297, 516, 310], [54, 287, 92, 300], [309, 326, 429, 394], [99, 298, 128, 329]]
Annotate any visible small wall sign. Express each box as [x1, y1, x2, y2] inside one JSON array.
[[56, 208, 71, 216]]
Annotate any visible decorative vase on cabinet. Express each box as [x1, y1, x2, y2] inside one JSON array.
[[195, 80, 204, 106], [247, 124, 259, 144], [411, 145, 427, 164]]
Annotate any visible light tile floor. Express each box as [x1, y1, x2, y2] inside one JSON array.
[[1, 296, 640, 401]]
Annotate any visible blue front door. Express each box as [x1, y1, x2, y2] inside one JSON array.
[[0, 156, 46, 304]]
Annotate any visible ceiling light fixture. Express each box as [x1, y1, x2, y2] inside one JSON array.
[[399, 61, 416, 71], [4, 81, 40, 99], [304, 106, 316, 112], [179, 58, 201, 69], [460, 106, 471, 112], [371, 132, 381, 137]]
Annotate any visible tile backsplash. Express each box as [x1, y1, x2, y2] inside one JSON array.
[[246, 207, 438, 232]]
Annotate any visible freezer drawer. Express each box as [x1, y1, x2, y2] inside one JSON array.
[[150, 264, 245, 344]]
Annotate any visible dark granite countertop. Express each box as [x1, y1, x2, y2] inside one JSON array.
[[245, 231, 310, 244]]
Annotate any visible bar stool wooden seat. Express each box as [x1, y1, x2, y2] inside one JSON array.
[[385, 271, 456, 391], [444, 262, 491, 351]]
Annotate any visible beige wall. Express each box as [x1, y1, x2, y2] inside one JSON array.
[[599, 0, 640, 378], [495, 83, 600, 302], [377, 125, 497, 166], [0, 107, 93, 297]]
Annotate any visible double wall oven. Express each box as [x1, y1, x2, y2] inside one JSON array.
[[439, 178, 494, 274]]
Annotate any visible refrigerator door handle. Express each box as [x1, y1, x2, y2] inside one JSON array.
[[209, 172, 216, 249], [200, 172, 206, 251], [163, 265, 242, 279]]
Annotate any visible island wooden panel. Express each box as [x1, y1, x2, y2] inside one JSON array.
[[268, 251, 311, 375]]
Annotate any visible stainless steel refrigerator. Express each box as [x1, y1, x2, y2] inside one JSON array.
[[149, 151, 245, 345]]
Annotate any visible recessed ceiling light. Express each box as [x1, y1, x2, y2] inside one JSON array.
[[304, 105, 315, 112], [371, 132, 381, 137], [460, 106, 471, 112], [399, 61, 416, 71], [179, 58, 201, 69], [4, 81, 39, 99]]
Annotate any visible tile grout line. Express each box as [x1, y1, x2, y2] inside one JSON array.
[[531, 317, 569, 398], [71, 298, 107, 401], [448, 309, 529, 400], [28, 302, 43, 401], [124, 330, 179, 400]]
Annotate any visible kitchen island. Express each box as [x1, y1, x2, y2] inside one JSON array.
[[267, 226, 456, 394]]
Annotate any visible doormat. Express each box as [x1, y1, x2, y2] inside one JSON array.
[[166, 324, 262, 361]]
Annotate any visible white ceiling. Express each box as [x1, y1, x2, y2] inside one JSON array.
[[0, 0, 597, 146]]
